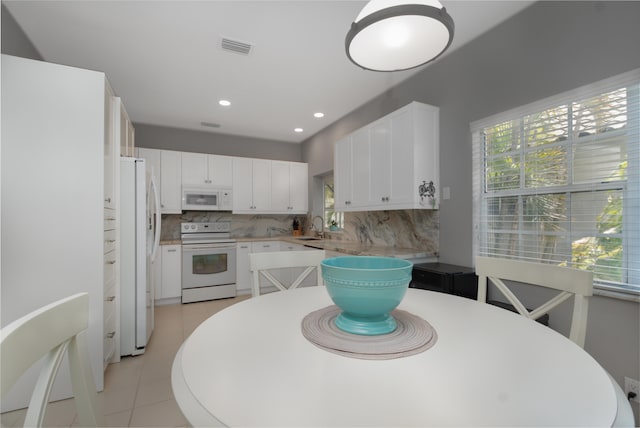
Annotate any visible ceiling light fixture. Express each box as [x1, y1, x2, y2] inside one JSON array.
[[345, 0, 454, 72], [314, 112, 325, 118], [294, 128, 304, 133], [219, 100, 231, 107]]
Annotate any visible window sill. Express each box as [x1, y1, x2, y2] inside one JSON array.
[[593, 284, 640, 303]]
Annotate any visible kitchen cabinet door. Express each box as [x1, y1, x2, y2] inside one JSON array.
[[208, 155, 233, 187], [270, 161, 308, 213], [252, 159, 271, 211], [333, 101, 439, 212], [271, 161, 290, 212], [119, 100, 135, 157], [389, 102, 440, 209], [289, 162, 308, 213], [182, 152, 232, 188], [236, 243, 252, 294], [334, 135, 352, 210], [160, 150, 182, 213], [181, 152, 208, 186], [350, 127, 370, 208], [232, 158, 271, 213], [104, 84, 117, 210], [161, 245, 182, 300], [369, 118, 392, 208], [232, 157, 253, 212]]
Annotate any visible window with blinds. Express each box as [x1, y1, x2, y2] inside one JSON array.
[[472, 70, 640, 296]]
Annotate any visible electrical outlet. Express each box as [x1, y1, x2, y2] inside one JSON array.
[[625, 377, 640, 403]]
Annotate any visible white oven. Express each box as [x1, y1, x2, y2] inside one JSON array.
[[182, 187, 232, 211], [181, 222, 237, 303]]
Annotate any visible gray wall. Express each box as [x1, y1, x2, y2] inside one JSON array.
[[135, 123, 302, 162], [302, 1, 640, 420], [1, 4, 42, 60]]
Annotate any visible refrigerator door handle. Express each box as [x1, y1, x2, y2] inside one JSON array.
[[149, 174, 161, 263]]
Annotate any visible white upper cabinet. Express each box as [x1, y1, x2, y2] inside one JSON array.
[[182, 152, 233, 187], [181, 152, 206, 186], [350, 127, 371, 208], [137, 148, 182, 214], [209, 154, 233, 187], [334, 135, 353, 209], [334, 101, 440, 211], [271, 161, 308, 214], [116, 98, 135, 157], [104, 83, 117, 210], [159, 150, 182, 213], [232, 157, 271, 213]]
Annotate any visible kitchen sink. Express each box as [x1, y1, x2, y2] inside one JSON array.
[[294, 236, 322, 241]]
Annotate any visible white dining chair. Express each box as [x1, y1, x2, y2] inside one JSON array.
[[475, 256, 635, 427], [0, 292, 103, 427], [249, 250, 326, 297]]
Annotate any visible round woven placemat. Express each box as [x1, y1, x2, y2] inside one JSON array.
[[301, 305, 437, 360]]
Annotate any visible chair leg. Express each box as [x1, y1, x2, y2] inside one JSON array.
[[68, 334, 103, 427], [24, 342, 70, 427]]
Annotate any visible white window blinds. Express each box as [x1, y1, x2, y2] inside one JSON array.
[[472, 69, 640, 295]]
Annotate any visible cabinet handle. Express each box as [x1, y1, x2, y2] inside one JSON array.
[[106, 332, 116, 339], [104, 198, 111, 203], [167, 249, 177, 252], [105, 239, 116, 243], [105, 217, 116, 221], [105, 296, 115, 302], [240, 245, 249, 249], [106, 260, 116, 265]]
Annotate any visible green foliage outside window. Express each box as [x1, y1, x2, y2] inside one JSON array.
[[483, 88, 631, 283]]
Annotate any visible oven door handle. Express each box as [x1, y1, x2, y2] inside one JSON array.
[[183, 245, 236, 251]]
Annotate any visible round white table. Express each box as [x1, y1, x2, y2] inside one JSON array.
[[172, 287, 617, 427]]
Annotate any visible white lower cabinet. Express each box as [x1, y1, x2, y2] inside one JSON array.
[[155, 244, 182, 304], [236, 243, 252, 294], [236, 241, 319, 295]]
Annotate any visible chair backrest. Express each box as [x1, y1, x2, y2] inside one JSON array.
[[0, 293, 102, 427], [249, 250, 326, 297], [475, 256, 593, 348]]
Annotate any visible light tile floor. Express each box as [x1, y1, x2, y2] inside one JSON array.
[[1, 295, 251, 427]]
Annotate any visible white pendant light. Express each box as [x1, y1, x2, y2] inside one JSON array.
[[346, 0, 454, 72]]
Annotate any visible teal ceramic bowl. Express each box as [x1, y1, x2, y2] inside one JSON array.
[[320, 256, 413, 336]]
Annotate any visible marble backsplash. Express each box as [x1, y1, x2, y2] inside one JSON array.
[[161, 209, 438, 254]]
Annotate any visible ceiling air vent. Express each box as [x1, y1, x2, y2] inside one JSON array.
[[200, 121, 221, 129], [221, 37, 252, 55]]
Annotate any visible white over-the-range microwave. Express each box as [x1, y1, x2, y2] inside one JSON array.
[[182, 187, 233, 211]]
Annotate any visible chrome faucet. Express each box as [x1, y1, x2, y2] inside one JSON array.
[[311, 215, 324, 238]]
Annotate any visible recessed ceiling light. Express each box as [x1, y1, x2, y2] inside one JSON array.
[[294, 128, 304, 133], [314, 112, 325, 118], [219, 100, 231, 107]]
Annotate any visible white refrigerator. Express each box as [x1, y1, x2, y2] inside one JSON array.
[[120, 158, 161, 355]]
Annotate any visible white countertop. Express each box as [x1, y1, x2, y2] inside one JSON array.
[[163, 236, 436, 260]]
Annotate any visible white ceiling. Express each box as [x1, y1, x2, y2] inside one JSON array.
[[4, 1, 534, 143]]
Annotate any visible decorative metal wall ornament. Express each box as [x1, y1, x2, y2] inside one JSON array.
[[418, 180, 436, 207]]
